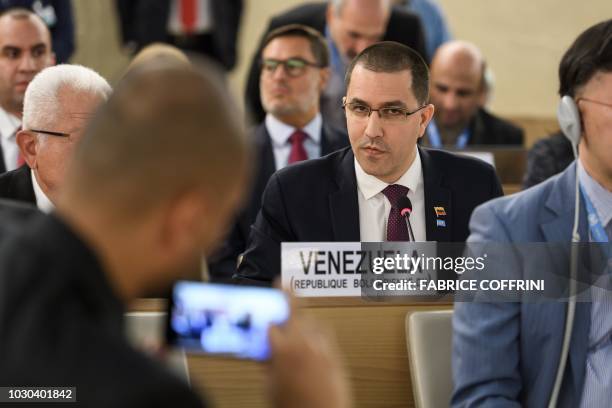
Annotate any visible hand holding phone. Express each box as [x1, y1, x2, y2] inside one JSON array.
[[167, 281, 289, 360], [267, 296, 352, 408]]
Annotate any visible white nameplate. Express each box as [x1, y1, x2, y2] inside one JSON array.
[[281, 242, 438, 298]]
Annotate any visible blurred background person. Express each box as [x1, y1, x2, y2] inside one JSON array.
[[394, 0, 452, 60], [0, 8, 54, 174], [244, 0, 427, 129], [0, 64, 110, 210], [208, 24, 348, 281], [115, 0, 243, 72], [522, 130, 573, 188], [0, 1, 74, 63], [424, 40, 524, 148]]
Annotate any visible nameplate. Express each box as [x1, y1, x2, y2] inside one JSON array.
[[281, 242, 438, 298]]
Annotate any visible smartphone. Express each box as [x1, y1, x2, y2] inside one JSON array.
[[166, 281, 290, 361]]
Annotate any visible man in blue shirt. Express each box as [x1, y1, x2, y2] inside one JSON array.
[[452, 19, 612, 407]]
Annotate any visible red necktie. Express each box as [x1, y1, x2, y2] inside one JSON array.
[[180, 0, 197, 35], [382, 184, 410, 241], [288, 130, 308, 164]]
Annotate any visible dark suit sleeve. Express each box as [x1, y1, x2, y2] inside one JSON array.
[[233, 173, 294, 286], [208, 217, 247, 283], [115, 0, 136, 45], [523, 138, 559, 189], [48, 0, 74, 63]]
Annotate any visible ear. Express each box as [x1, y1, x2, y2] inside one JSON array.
[[48, 52, 56, 66], [326, 3, 334, 25], [15, 130, 39, 168], [318, 67, 331, 91], [417, 104, 435, 139]]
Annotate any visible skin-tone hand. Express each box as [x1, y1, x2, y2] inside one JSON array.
[[266, 290, 352, 408]]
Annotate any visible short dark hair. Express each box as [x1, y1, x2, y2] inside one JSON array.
[[261, 24, 329, 67], [559, 19, 612, 97], [345, 41, 429, 104]]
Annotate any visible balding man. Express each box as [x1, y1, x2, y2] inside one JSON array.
[[0, 63, 351, 407], [245, 0, 427, 129], [0, 64, 111, 211], [0, 8, 55, 173], [425, 40, 523, 148]]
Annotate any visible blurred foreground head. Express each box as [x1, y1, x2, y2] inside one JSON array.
[[59, 61, 250, 298]]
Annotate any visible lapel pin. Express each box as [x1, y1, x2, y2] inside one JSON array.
[[434, 206, 446, 217]]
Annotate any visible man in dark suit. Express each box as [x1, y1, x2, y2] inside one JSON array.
[[234, 41, 503, 285], [245, 0, 427, 128], [115, 0, 243, 71], [424, 40, 523, 148], [0, 64, 110, 211], [0, 1, 74, 63], [208, 24, 348, 281], [0, 8, 54, 174], [523, 130, 573, 189]]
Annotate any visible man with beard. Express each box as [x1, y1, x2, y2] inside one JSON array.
[[208, 24, 348, 281], [235, 41, 503, 285], [425, 41, 523, 148]]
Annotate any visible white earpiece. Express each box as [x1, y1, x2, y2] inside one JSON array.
[[557, 95, 582, 147]]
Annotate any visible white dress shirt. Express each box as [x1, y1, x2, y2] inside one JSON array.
[[355, 150, 426, 242], [265, 113, 322, 171], [31, 170, 54, 213], [0, 108, 21, 172]]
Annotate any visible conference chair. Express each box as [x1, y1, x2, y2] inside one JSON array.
[[405, 310, 454, 408]]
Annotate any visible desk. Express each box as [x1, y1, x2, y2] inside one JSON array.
[[131, 298, 452, 408]]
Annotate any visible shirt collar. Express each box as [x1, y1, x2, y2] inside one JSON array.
[[354, 149, 423, 200], [31, 169, 55, 213], [0, 107, 21, 142], [578, 158, 612, 228], [265, 113, 322, 148]]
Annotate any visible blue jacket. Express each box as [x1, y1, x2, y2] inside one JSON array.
[[452, 162, 592, 407]]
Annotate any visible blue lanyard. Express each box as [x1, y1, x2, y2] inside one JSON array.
[[580, 184, 609, 244], [427, 120, 471, 149]]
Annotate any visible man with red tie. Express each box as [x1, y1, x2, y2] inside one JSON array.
[[208, 24, 348, 281], [235, 41, 503, 285], [0, 8, 55, 174]]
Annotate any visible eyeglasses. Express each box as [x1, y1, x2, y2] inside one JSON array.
[[29, 128, 70, 137], [342, 100, 427, 122], [578, 98, 612, 110], [261, 58, 321, 77]]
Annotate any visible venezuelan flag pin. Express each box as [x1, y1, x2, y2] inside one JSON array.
[[434, 206, 446, 217]]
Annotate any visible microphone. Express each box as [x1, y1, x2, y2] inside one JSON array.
[[397, 196, 415, 241]]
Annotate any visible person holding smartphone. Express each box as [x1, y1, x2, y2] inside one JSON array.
[[0, 59, 351, 408]]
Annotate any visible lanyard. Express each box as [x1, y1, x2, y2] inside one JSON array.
[[427, 120, 471, 149], [580, 184, 610, 244]]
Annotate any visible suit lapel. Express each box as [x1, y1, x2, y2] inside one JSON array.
[[420, 148, 452, 241], [321, 124, 348, 155], [329, 149, 360, 241]]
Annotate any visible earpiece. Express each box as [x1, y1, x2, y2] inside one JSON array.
[[557, 95, 582, 147]]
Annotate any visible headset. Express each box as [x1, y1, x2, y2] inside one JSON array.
[[548, 95, 582, 408]]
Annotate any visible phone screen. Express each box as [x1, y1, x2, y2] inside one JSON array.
[[166, 281, 290, 361]]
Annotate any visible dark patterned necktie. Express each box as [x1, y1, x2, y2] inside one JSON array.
[[382, 184, 410, 241]]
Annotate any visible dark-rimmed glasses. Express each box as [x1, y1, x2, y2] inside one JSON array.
[[29, 129, 70, 137], [261, 58, 321, 77], [342, 101, 427, 123]]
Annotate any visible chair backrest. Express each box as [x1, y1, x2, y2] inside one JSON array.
[[124, 311, 191, 384], [405, 310, 454, 408]]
